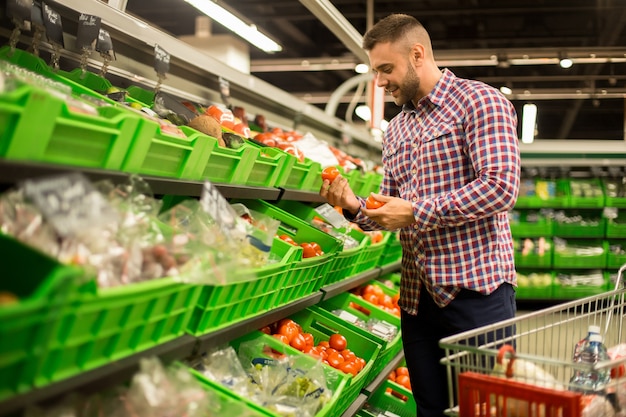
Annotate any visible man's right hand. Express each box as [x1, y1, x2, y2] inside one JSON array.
[[320, 174, 361, 215]]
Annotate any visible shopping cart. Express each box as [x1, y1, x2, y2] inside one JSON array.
[[439, 263, 626, 417]]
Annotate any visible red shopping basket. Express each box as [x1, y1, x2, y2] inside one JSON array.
[[458, 372, 582, 417]]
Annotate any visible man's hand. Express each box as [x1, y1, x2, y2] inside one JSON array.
[[361, 193, 416, 230], [319, 174, 360, 215]]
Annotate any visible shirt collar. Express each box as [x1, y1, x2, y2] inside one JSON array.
[[401, 68, 455, 114]]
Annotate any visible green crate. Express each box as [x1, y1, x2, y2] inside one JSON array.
[[553, 216, 607, 238], [274, 199, 368, 285], [514, 270, 554, 299], [0, 234, 86, 401], [56, 68, 112, 95], [509, 210, 553, 238], [552, 239, 607, 269], [603, 178, 626, 208], [37, 276, 199, 386], [607, 217, 626, 238], [349, 171, 374, 197], [126, 85, 156, 107], [607, 240, 626, 269], [281, 156, 322, 191], [218, 331, 349, 417], [514, 238, 553, 268], [366, 173, 383, 195], [514, 179, 568, 209], [199, 141, 259, 184], [186, 237, 301, 336], [353, 231, 393, 275], [286, 308, 382, 416], [366, 379, 417, 417], [231, 199, 342, 305], [377, 232, 402, 267], [314, 291, 402, 386], [0, 83, 138, 170], [246, 146, 289, 188], [552, 270, 609, 299], [123, 122, 213, 180], [568, 178, 606, 208]]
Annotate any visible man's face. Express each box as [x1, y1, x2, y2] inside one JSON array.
[[369, 41, 420, 106]]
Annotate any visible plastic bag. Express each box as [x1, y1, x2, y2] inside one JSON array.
[[191, 345, 251, 397], [231, 203, 280, 268]]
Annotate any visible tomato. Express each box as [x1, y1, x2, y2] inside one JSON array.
[[327, 351, 345, 368], [278, 322, 299, 342], [259, 326, 272, 335], [273, 333, 289, 344], [206, 104, 223, 121], [396, 366, 409, 376], [396, 374, 411, 390], [290, 333, 307, 351], [233, 123, 250, 138], [254, 132, 278, 147], [341, 349, 356, 362], [300, 242, 318, 258], [318, 341, 330, 349], [369, 230, 384, 244], [321, 166, 340, 183], [302, 332, 314, 348], [339, 360, 359, 376], [365, 195, 385, 209], [363, 293, 378, 304], [329, 334, 348, 351], [278, 234, 297, 245], [309, 241, 323, 256], [388, 370, 397, 382]]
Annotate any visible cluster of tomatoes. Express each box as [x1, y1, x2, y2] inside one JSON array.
[[278, 234, 324, 258], [387, 366, 411, 400], [204, 105, 251, 139], [261, 318, 366, 377], [351, 283, 401, 317], [252, 128, 306, 162]]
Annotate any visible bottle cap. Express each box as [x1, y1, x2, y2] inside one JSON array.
[[589, 325, 601, 334], [589, 334, 603, 343]]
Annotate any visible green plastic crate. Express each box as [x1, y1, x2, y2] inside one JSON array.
[[377, 232, 402, 267], [286, 308, 382, 416], [281, 156, 322, 191], [553, 215, 606, 238], [231, 199, 342, 305], [200, 141, 259, 184], [0, 234, 86, 401], [211, 331, 349, 417], [509, 210, 553, 238], [552, 269, 609, 299], [122, 122, 213, 180], [351, 171, 377, 198], [367, 173, 383, 195], [314, 291, 402, 386], [186, 237, 301, 336], [514, 238, 553, 268], [568, 179, 606, 208], [36, 276, 199, 386], [606, 215, 626, 238], [552, 239, 607, 269], [56, 68, 113, 95], [366, 379, 417, 417], [274, 199, 369, 285], [353, 231, 393, 275], [603, 178, 626, 208], [126, 85, 156, 107], [515, 179, 568, 209], [246, 146, 289, 188], [606, 240, 626, 269], [0, 83, 138, 170], [514, 270, 554, 299]]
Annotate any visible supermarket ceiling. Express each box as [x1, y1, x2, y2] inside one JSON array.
[[124, 0, 626, 141]]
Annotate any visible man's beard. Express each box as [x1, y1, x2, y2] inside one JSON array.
[[390, 64, 420, 106]]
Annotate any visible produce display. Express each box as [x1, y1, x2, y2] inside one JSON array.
[[351, 282, 401, 317]]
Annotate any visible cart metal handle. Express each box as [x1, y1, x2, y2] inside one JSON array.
[[605, 263, 626, 336]]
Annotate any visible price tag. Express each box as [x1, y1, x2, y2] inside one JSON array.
[[199, 181, 238, 236], [7, 0, 32, 26], [384, 411, 401, 417], [22, 172, 117, 237], [43, 3, 64, 47], [370, 321, 396, 339], [96, 28, 115, 60], [337, 309, 359, 324], [314, 203, 348, 229], [76, 14, 101, 51], [154, 44, 170, 75]]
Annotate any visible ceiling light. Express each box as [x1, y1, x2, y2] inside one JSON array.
[[559, 58, 573, 69], [500, 86, 512, 95], [355, 104, 371, 121], [521, 103, 537, 144], [184, 0, 282, 53], [354, 63, 369, 74]]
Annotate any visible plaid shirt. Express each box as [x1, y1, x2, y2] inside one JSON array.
[[353, 69, 520, 315]]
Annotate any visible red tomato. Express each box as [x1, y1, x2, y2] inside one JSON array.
[[233, 123, 250, 138], [396, 374, 411, 390], [278, 234, 297, 245], [254, 132, 277, 147], [327, 351, 345, 368], [290, 333, 307, 351], [309, 241, 323, 256], [365, 195, 385, 209], [273, 333, 289, 344], [329, 334, 348, 351], [321, 166, 340, 183], [301, 242, 318, 258], [259, 326, 272, 335], [396, 366, 409, 376], [278, 322, 299, 342], [206, 105, 223, 121], [302, 332, 314, 348], [339, 360, 359, 376]]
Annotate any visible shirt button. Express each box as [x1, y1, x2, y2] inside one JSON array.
[[412, 143, 417, 148], [412, 197, 417, 202], [411, 169, 417, 174]]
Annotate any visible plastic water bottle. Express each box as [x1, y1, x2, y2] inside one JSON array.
[[569, 333, 611, 394], [573, 324, 601, 363]]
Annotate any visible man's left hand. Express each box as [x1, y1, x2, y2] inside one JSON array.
[[361, 193, 417, 230]]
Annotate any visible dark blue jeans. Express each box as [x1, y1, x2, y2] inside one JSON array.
[[401, 283, 517, 417]]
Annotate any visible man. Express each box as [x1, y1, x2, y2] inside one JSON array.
[[320, 14, 520, 417]]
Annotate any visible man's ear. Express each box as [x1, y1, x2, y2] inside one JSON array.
[[410, 43, 425, 66]]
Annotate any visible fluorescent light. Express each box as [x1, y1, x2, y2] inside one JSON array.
[[354, 63, 369, 74], [184, 0, 282, 53], [521, 103, 537, 144], [559, 58, 573, 68], [355, 104, 371, 121]]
